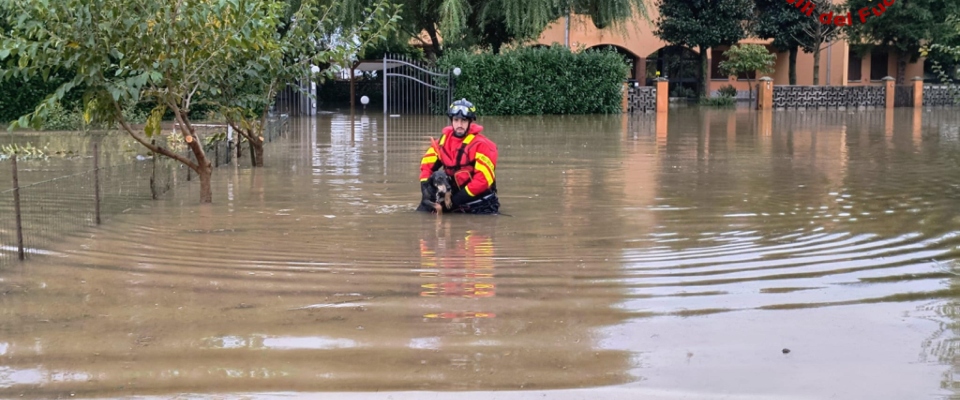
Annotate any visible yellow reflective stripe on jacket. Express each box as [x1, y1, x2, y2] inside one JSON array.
[[421, 155, 438, 165], [475, 153, 495, 183]]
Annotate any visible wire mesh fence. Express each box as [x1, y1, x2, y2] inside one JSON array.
[[0, 115, 289, 267]]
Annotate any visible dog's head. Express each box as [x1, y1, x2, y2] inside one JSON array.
[[430, 170, 452, 196]]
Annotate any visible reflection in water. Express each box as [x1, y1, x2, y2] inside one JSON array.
[[419, 219, 497, 319], [2, 109, 960, 398]]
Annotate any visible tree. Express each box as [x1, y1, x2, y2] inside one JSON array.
[[753, 0, 806, 85], [2, 0, 270, 202], [214, 0, 401, 167], [653, 0, 754, 97], [718, 44, 775, 99], [788, 0, 840, 85], [921, 15, 960, 101], [1, 0, 398, 202], [846, 0, 960, 84], [387, 0, 651, 57]]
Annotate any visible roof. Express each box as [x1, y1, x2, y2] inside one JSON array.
[[353, 60, 406, 72]]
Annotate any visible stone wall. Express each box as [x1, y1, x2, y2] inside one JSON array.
[[627, 86, 657, 113], [772, 86, 885, 110], [923, 85, 959, 106]]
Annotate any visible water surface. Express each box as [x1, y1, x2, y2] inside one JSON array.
[[2, 108, 960, 399]]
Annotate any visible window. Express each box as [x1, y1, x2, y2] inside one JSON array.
[[710, 48, 727, 80], [848, 51, 862, 81], [870, 51, 888, 81]]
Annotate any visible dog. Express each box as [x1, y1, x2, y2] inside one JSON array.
[[423, 170, 454, 214]]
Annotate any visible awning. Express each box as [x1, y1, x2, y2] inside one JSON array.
[[353, 60, 405, 72]]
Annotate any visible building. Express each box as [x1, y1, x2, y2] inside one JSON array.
[[535, 8, 925, 97]]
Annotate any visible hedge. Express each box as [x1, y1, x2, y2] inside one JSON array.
[[0, 71, 83, 124], [436, 46, 629, 115]]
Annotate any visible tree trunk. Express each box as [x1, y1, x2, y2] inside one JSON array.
[[747, 78, 753, 100], [813, 46, 821, 85], [252, 139, 264, 167], [198, 164, 212, 203], [425, 24, 442, 58], [789, 47, 798, 85], [187, 141, 213, 203], [700, 45, 709, 98], [897, 53, 908, 84]]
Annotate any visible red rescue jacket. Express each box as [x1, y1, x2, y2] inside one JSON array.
[[419, 123, 498, 197]]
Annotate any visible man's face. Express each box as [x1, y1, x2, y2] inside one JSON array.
[[451, 116, 470, 136]]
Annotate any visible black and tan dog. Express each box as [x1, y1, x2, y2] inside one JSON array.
[[422, 170, 454, 214]]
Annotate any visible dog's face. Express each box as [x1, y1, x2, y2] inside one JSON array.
[[429, 170, 453, 210], [430, 170, 451, 197]]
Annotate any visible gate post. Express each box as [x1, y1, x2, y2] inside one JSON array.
[[912, 76, 923, 109], [655, 77, 669, 113], [882, 76, 895, 109], [382, 57, 388, 115]]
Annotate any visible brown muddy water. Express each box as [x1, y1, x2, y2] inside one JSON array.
[[3, 108, 960, 399]]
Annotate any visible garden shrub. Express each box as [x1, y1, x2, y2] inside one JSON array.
[[436, 45, 629, 115]]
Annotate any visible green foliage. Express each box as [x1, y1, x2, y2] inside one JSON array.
[[717, 84, 737, 98], [921, 26, 960, 102], [698, 96, 734, 106], [718, 44, 774, 98], [436, 45, 629, 115], [719, 44, 775, 78], [653, 0, 753, 96], [0, 70, 84, 124], [753, 0, 805, 84], [212, 0, 401, 144], [41, 99, 149, 131], [753, 0, 805, 52], [846, 0, 960, 82], [390, 0, 650, 56]]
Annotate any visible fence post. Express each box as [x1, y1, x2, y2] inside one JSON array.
[[655, 77, 669, 113], [93, 143, 101, 225], [912, 76, 924, 109], [622, 82, 629, 113], [215, 142, 220, 168], [11, 155, 25, 261], [757, 77, 774, 110], [883, 76, 895, 109]]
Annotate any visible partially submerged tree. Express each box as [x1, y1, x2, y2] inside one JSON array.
[[2, 0, 269, 202], [753, 0, 806, 85], [847, 0, 960, 84], [1, 0, 399, 201], [718, 44, 775, 99], [653, 0, 754, 97], [214, 0, 401, 167], [789, 0, 841, 85]]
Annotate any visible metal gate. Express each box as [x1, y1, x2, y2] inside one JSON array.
[[382, 54, 456, 115]]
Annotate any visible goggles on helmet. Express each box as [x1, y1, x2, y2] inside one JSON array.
[[448, 104, 476, 119]]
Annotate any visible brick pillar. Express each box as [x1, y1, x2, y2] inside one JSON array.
[[912, 76, 923, 109], [757, 76, 773, 110], [636, 57, 646, 84], [655, 77, 669, 113], [882, 76, 895, 109], [622, 82, 629, 113]]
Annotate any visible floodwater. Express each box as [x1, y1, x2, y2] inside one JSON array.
[[2, 107, 960, 399]]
